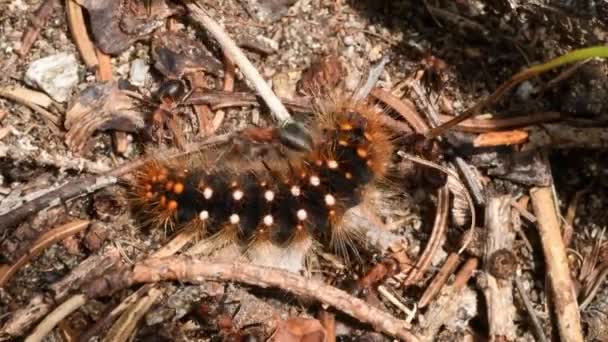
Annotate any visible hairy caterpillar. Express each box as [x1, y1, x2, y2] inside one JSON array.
[[131, 99, 393, 271]]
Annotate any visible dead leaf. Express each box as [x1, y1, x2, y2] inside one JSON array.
[[81, 0, 178, 55], [65, 82, 144, 153], [151, 30, 224, 79], [271, 317, 326, 342]]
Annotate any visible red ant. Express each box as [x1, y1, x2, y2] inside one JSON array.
[[145, 79, 192, 148], [194, 292, 263, 342]]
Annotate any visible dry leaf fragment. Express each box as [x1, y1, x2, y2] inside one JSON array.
[[80, 0, 177, 55], [151, 30, 224, 79], [65, 82, 144, 153], [271, 317, 326, 342]]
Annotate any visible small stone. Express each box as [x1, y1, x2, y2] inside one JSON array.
[[129, 59, 150, 87], [369, 45, 383, 62], [24, 53, 79, 103], [241, 0, 297, 23]]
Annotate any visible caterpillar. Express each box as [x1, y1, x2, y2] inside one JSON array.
[[131, 98, 393, 271]]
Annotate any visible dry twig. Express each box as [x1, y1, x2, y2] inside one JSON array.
[[515, 276, 548, 342], [24, 294, 87, 342], [65, 0, 98, 67], [479, 196, 517, 340], [184, 2, 292, 125], [530, 186, 584, 342], [18, 0, 57, 57], [0, 220, 89, 287], [86, 256, 420, 341]]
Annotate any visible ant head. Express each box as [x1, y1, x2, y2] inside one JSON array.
[[277, 121, 313, 152], [156, 79, 186, 102]]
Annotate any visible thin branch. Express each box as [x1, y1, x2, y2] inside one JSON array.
[[85, 256, 420, 341], [0, 220, 90, 287], [530, 186, 584, 342], [184, 2, 292, 125], [24, 294, 87, 342], [515, 276, 548, 342]]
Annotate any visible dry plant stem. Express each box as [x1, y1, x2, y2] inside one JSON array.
[[563, 189, 587, 246], [103, 288, 162, 342], [76, 284, 154, 342], [185, 2, 292, 124], [94, 229, 198, 340], [419, 257, 478, 341], [404, 185, 449, 285], [0, 86, 60, 129], [418, 252, 460, 308], [18, 0, 57, 57], [0, 175, 115, 230], [530, 187, 584, 342], [0, 249, 119, 339], [51, 247, 121, 299], [66, 0, 98, 67], [514, 276, 548, 342], [0, 295, 52, 341], [370, 87, 429, 133], [481, 196, 517, 341], [0, 142, 112, 174], [0, 220, 89, 287], [186, 90, 313, 113], [87, 257, 419, 341], [24, 294, 87, 342], [437, 112, 561, 133]]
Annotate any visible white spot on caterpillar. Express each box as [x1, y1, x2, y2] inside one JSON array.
[[233, 189, 244, 201], [297, 209, 307, 221], [325, 194, 336, 206], [291, 186, 301, 197], [263, 215, 273, 226], [199, 210, 209, 220], [203, 187, 213, 199], [230, 214, 240, 224], [264, 190, 275, 202], [327, 160, 338, 169], [310, 176, 320, 186]]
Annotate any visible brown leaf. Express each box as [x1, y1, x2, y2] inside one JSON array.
[[271, 317, 326, 342], [65, 82, 144, 153], [298, 55, 345, 96]]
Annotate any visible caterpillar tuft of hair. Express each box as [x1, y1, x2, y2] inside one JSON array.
[[131, 98, 394, 271]]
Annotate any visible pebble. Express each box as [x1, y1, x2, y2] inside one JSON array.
[[129, 58, 149, 87], [24, 53, 79, 103]]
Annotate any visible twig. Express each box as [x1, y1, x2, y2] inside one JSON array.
[[18, 0, 57, 57], [515, 276, 548, 342], [24, 294, 87, 342], [479, 196, 517, 341], [86, 256, 420, 341], [403, 185, 449, 285], [377, 285, 416, 318], [530, 186, 583, 342], [355, 56, 389, 101], [0, 295, 52, 341], [370, 87, 429, 133], [0, 220, 89, 287], [184, 2, 292, 125], [0, 86, 60, 129], [102, 288, 162, 342], [397, 151, 476, 254], [418, 257, 478, 341], [418, 253, 460, 308], [65, 0, 98, 67]]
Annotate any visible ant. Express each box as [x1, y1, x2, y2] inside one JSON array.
[[144, 79, 192, 148], [194, 292, 263, 342]]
